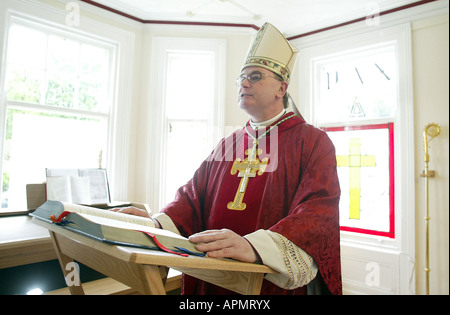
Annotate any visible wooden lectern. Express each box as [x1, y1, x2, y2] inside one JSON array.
[[33, 219, 275, 295]]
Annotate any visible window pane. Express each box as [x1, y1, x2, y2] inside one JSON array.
[[325, 125, 393, 236], [7, 24, 47, 69], [6, 66, 43, 103], [164, 121, 209, 204], [5, 23, 110, 113], [79, 44, 109, 112], [1, 110, 107, 210], [162, 51, 217, 205], [47, 34, 79, 76], [45, 74, 76, 108], [316, 46, 397, 124], [165, 52, 213, 120], [6, 24, 46, 103], [80, 43, 109, 81]]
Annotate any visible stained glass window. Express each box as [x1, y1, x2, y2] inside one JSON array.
[[323, 124, 395, 238]]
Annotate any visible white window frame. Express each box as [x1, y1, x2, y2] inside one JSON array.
[[0, 1, 135, 210], [147, 37, 226, 211], [293, 23, 415, 294]]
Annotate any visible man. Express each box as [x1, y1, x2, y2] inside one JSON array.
[[119, 23, 342, 295]]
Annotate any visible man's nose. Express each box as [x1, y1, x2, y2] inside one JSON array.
[[240, 77, 251, 87]]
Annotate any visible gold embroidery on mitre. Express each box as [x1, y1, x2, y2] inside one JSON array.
[[242, 22, 299, 83]]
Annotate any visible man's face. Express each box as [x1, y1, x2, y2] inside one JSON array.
[[237, 66, 286, 118]]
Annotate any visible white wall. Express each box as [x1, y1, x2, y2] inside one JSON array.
[[411, 13, 449, 295]]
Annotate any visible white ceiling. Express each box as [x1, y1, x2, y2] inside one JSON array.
[[90, 0, 420, 37]]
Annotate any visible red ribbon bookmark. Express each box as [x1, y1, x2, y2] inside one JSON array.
[[50, 211, 72, 224], [141, 231, 188, 257]]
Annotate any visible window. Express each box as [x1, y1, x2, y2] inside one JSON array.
[[1, 17, 114, 211], [314, 42, 397, 237], [164, 52, 217, 204], [148, 38, 225, 209], [314, 44, 397, 125], [312, 43, 398, 237], [323, 123, 395, 238]]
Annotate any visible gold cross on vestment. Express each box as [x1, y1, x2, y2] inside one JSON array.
[[336, 138, 376, 220], [227, 143, 268, 211]]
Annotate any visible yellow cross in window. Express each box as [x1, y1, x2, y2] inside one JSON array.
[[336, 138, 376, 220]]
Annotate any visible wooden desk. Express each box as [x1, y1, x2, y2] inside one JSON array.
[[0, 216, 55, 269], [33, 219, 275, 295]]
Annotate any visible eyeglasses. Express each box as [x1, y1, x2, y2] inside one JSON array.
[[235, 71, 280, 86]]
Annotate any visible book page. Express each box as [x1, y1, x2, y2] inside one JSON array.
[[70, 176, 92, 205], [46, 176, 72, 202], [78, 169, 109, 204], [62, 202, 155, 228], [78, 212, 187, 241], [46, 169, 79, 177]]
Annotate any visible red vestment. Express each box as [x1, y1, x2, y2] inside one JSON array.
[[161, 112, 342, 295]]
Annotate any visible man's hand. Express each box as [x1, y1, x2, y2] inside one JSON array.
[[110, 207, 161, 228], [189, 229, 259, 263], [110, 206, 150, 218]]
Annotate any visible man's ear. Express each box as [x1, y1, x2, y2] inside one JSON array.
[[277, 81, 289, 99]]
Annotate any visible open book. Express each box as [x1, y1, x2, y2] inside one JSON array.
[[46, 176, 92, 204], [46, 168, 110, 205], [31, 200, 204, 257]]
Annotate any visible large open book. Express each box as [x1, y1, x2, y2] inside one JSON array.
[[31, 200, 204, 257]]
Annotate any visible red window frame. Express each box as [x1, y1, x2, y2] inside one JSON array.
[[322, 123, 395, 238]]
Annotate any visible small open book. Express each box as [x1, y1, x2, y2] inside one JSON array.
[[31, 200, 204, 257], [45, 168, 111, 205]]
